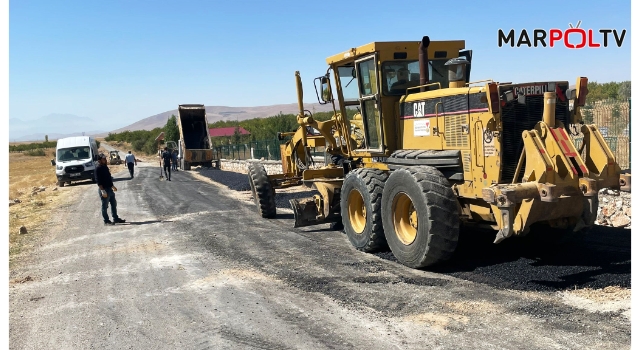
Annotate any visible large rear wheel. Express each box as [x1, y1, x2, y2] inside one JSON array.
[[248, 162, 276, 218], [382, 166, 459, 268], [340, 168, 388, 252]]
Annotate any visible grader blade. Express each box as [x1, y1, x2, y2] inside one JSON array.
[[290, 197, 341, 228]]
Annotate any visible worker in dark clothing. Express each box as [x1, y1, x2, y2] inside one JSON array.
[[171, 149, 178, 171], [96, 153, 126, 225], [161, 147, 172, 181]]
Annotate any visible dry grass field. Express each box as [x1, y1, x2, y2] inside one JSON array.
[[9, 152, 69, 259], [8, 146, 110, 261]]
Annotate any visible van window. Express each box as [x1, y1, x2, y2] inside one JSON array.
[[58, 147, 91, 162]]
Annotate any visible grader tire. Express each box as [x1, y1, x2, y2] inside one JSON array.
[[381, 166, 459, 268], [248, 163, 276, 219], [340, 168, 389, 252]]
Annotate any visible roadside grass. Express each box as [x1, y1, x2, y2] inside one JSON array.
[[8, 152, 78, 263]]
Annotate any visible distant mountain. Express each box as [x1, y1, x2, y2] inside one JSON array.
[[9, 113, 107, 141], [105, 103, 336, 134], [10, 103, 338, 141], [12, 130, 106, 142]]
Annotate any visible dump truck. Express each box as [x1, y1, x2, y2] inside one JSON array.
[[248, 35, 631, 269], [176, 104, 216, 170]]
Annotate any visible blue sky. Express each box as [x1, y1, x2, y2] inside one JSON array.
[[9, 0, 632, 131]]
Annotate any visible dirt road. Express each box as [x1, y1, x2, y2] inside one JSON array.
[[9, 163, 630, 349]]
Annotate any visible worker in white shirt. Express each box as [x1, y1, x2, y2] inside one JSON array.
[[124, 151, 138, 179]]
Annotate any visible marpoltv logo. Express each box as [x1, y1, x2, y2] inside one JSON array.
[[498, 21, 626, 48]]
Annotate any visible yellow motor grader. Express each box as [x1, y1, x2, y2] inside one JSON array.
[[247, 36, 631, 268]]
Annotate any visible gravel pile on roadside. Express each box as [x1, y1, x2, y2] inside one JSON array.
[[596, 189, 631, 229]]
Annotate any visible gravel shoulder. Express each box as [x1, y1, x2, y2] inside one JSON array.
[[9, 163, 630, 349]]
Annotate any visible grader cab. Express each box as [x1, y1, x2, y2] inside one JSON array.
[[247, 36, 631, 269]]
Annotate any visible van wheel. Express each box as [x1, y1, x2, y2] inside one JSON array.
[[57, 181, 64, 187]]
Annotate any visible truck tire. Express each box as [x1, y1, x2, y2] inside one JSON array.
[[57, 180, 64, 187], [248, 163, 276, 218], [182, 159, 191, 171], [381, 166, 459, 268], [340, 168, 389, 252]]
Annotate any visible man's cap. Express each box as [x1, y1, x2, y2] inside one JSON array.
[[98, 153, 107, 159]]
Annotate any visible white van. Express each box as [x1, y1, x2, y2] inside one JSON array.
[[51, 136, 99, 187]]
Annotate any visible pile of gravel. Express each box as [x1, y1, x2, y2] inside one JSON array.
[[596, 188, 631, 229]]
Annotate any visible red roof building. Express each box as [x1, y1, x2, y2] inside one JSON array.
[[209, 127, 251, 137]]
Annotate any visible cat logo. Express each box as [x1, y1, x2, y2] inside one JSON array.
[[513, 84, 548, 96]]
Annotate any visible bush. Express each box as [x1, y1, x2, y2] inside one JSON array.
[[25, 149, 46, 156], [131, 139, 146, 152], [9, 141, 56, 152], [142, 137, 157, 155]]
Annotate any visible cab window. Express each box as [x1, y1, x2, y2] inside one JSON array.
[[337, 66, 359, 105], [382, 60, 449, 95]]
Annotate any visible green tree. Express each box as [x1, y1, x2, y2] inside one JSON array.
[[618, 81, 631, 100], [164, 115, 180, 142], [233, 125, 242, 144], [582, 105, 594, 124], [610, 103, 625, 135]]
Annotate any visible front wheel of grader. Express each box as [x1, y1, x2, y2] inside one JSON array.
[[381, 166, 460, 268], [340, 168, 389, 252], [248, 162, 277, 218]]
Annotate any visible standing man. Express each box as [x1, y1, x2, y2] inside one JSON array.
[[171, 149, 178, 171], [161, 147, 172, 181], [96, 153, 126, 225], [124, 150, 137, 179]]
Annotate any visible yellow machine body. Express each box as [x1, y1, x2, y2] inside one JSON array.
[[251, 36, 630, 267]]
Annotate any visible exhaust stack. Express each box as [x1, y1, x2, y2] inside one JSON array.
[[419, 36, 430, 92], [543, 91, 556, 126]]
